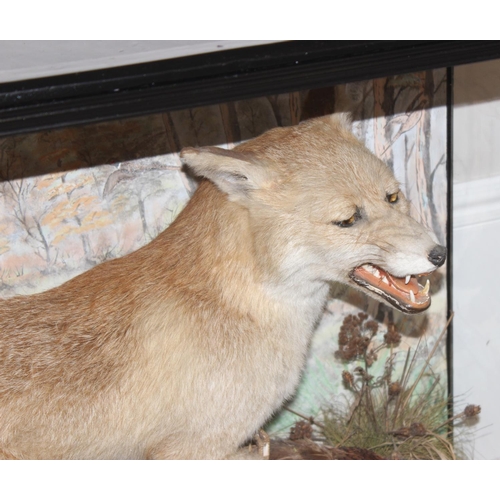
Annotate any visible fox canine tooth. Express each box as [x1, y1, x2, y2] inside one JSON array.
[[422, 279, 430, 296], [409, 290, 416, 303], [381, 276, 389, 284], [405, 275, 411, 285]]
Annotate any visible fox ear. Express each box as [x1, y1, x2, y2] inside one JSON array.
[[180, 146, 271, 201]]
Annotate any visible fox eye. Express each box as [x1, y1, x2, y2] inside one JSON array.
[[386, 192, 399, 204], [335, 209, 361, 228]]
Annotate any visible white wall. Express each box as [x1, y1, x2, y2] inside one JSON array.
[[0, 41, 279, 83], [454, 60, 500, 459]]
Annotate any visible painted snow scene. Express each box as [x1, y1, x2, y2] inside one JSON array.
[[0, 69, 453, 457]]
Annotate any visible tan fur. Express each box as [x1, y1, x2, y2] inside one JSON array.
[[0, 115, 442, 459]]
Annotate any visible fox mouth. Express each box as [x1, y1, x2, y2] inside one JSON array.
[[349, 264, 431, 314]]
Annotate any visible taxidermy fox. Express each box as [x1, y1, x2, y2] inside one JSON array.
[[0, 114, 446, 459]]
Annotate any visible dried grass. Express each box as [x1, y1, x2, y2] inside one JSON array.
[[287, 311, 480, 460]]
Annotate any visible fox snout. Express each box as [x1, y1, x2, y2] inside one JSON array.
[[348, 213, 446, 315]]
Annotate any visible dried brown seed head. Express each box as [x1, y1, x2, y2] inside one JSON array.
[[289, 420, 313, 441], [366, 349, 377, 367], [384, 322, 402, 347], [391, 427, 411, 439], [409, 422, 427, 437], [388, 382, 402, 397], [342, 370, 354, 387], [464, 404, 481, 418], [365, 320, 379, 335], [336, 314, 383, 361]]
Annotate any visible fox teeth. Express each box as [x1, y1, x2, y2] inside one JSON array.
[[405, 275, 411, 285], [381, 276, 389, 285], [409, 290, 416, 303], [422, 279, 430, 296]]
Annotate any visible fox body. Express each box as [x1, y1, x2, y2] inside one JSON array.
[[0, 114, 445, 459]]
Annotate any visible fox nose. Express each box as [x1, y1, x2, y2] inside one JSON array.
[[428, 245, 447, 267]]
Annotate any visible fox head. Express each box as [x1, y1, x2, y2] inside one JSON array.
[[181, 114, 446, 314]]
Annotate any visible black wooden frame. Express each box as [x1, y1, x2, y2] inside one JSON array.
[[1, 41, 500, 137]]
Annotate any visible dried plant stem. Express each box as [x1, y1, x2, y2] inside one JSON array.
[[346, 388, 364, 426], [367, 441, 394, 451], [316, 310, 466, 460], [400, 313, 454, 414], [411, 376, 442, 420], [432, 411, 466, 433], [283, 406, 325, 429], [364, 385, 380, 432], [372, 343, 388, 355], [391, 348, 413, 428], [384, 345, 395, 432], [429, 432, 456, 459]]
